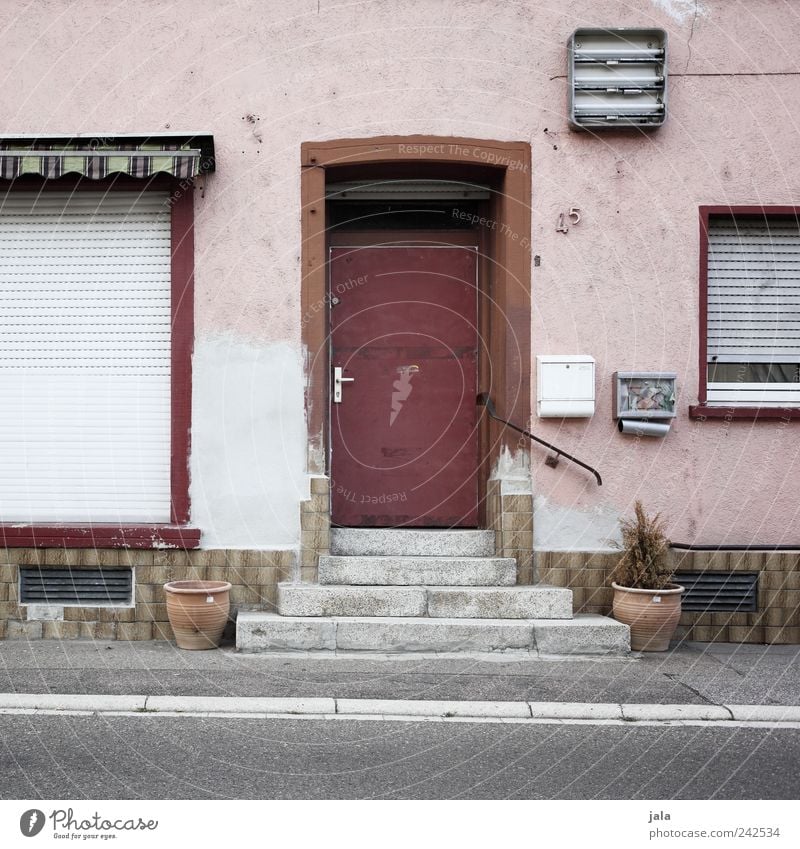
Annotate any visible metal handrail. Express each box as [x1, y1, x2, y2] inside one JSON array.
[[477, 393, 602, 487]]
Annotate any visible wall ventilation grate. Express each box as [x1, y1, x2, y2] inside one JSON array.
[[673, 571, 758, 613], [19, 567, 133, 606]]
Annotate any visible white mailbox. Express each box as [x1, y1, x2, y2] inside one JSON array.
[[537, 355, 595, 418]]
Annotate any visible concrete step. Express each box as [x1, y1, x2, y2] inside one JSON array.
[[330, 528, 495, 557], [277, 583, 572, 619], [427, 585, 573, 619], [278, 584, 427, 618], [236, 612, 630, 655], [318, 555, 517, 586]]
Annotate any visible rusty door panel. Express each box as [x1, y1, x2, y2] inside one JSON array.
[[330, 246, 479, 527]]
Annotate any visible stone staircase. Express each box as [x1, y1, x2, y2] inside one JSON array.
[[236, 529, 629, 656]]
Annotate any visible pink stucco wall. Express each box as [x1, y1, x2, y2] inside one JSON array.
[[0, 0, 797, 546]]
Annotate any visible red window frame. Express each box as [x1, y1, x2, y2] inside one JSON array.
[[0, 175, 199, 548], [689, 205, 800, 422]]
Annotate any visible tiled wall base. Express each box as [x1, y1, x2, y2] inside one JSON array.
[[536, 549, 800, 645], [486, 479, 534, 584], [0, 548, 294, 641], [300, 476, 330, 583]]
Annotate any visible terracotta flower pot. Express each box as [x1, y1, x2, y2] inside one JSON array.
[[612, 582, 684, 652], [164, 580, 232, 650]]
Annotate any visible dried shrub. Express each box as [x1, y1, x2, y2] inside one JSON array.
[[612, 500, 672, 590]]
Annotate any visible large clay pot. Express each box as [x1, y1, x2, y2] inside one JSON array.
[[164, 580, 232, 650], [612, 582, 684, 652]]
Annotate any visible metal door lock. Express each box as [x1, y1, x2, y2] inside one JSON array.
[[333, 366, 354, 403]]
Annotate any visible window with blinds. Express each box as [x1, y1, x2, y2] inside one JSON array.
[[706, 214, 800, 406], [0, 191, 172, 522]]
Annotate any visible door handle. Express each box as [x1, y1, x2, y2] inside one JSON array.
[[333, 366, 355, 403]]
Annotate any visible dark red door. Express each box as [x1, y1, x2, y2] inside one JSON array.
[[330, 246, 478, 527]]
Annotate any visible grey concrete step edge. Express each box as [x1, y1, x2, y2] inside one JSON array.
[[277, 583, 574, 619], [318, 555, 517, 586], [237, 611, 629, 655], [330, 528, 496, 557], [4, 693, 797, 723]]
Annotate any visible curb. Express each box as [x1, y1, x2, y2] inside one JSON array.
[[1, 693, 800, 724]]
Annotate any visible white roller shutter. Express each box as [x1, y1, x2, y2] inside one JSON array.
[[0, 191, 171, 522], [707, 216, 800, 406]]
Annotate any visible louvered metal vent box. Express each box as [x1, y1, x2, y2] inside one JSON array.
[[20, 567, 133, 607], [673, 571, 759, 613], [568, 28, 668, 130]]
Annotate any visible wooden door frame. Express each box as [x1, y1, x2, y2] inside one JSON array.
[[301, 137, 532, 526]]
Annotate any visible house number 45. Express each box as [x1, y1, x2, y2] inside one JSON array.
[[556, 207, 581, 233]]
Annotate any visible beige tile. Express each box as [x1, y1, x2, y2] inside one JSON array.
[[0, 601, 23, 619], [137, 602, 170, 622], [760, 589, 799, 608], [63, 607, 101, 622], [77, 622, 97, 639], [500, 512, 533, 532], [539, 567, 567, 586], [94, 622, 117, 640], [270, 550, 297, 568], [515, 550, 532, 571], [97, 607, 136, 623], [764, 626, 800, 645], [501, 495, 533, 514], [42, 621, 81, 640], [301, 528, 330, 552], [118, 550, 155, 567], [152, 550, 191, 568], [15, 550, 47, 566], [152, 621, 174, 642], [500, 531, 532, 552], [311, 477, 330, 494], [301, 511, 329, 531], [690, 625, 718, 642], [760, 572, 788, 590], [305, 492, 330, 513], [135, 584, 163, 604], [763, 608, 790, 627], [78, 549, 122, 567], [230, 585, 262, 604], [188, 549, 227, 567], [6, 620, 42, 639], [117, 621, 153, 641], [516, 566, 534, 585], [258, 585, 278, 607], [223, 550, 264, 568]]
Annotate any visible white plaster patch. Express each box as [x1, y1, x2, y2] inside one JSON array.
[[26, 605, 64, 621], [533, 495, 622, 551], [490, 445, 531, 484], [190, 337, 307, 548], [650, 0, 708, 24]]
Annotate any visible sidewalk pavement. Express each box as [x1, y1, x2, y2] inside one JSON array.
[[0, 639, 798, 711]]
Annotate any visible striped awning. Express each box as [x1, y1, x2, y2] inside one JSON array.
[[0, 133, 215, 180]]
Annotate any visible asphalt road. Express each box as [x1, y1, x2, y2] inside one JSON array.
[[1, 714, 799, 800]]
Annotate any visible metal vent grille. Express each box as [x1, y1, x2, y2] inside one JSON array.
[[20, 567, 133, 606], [674, 571, 758, 612]]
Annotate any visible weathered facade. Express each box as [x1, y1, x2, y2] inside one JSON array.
[[0, 0, 798, 645]]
